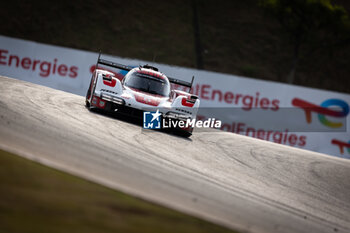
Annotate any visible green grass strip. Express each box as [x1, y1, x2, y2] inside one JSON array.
[[0, 149, 237, 233]]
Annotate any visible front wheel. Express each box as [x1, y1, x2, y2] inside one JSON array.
[[179, 131, 192, 138], [173, 128, 192, 138]]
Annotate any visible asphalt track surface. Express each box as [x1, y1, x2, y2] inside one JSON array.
[[0, 76, 349, 233]]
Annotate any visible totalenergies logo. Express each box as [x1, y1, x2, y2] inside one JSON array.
[[292, 98, 349, 128], [331, 139, 350, 155]]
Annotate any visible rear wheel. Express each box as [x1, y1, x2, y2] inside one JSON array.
[[85, 99, 90, 108], [85, 76, 95, 109]]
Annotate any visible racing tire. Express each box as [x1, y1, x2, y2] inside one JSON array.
[[174, 129, 192, 138], [85, 99, 90, 108]]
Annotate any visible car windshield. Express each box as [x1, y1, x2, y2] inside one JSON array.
[[124, 71, 170, 97]]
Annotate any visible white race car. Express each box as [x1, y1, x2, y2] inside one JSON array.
[[86, 54, 200, 137]]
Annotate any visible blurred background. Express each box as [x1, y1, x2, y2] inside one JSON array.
[[1, 0, 349, 93]]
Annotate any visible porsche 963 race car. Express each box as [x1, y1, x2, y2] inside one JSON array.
[[86, 54, 200, 137]]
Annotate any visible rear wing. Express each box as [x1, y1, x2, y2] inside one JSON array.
[[95, 52, 195, 90], [95, 53, 133, 72], [168, 76, 194, 90]]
